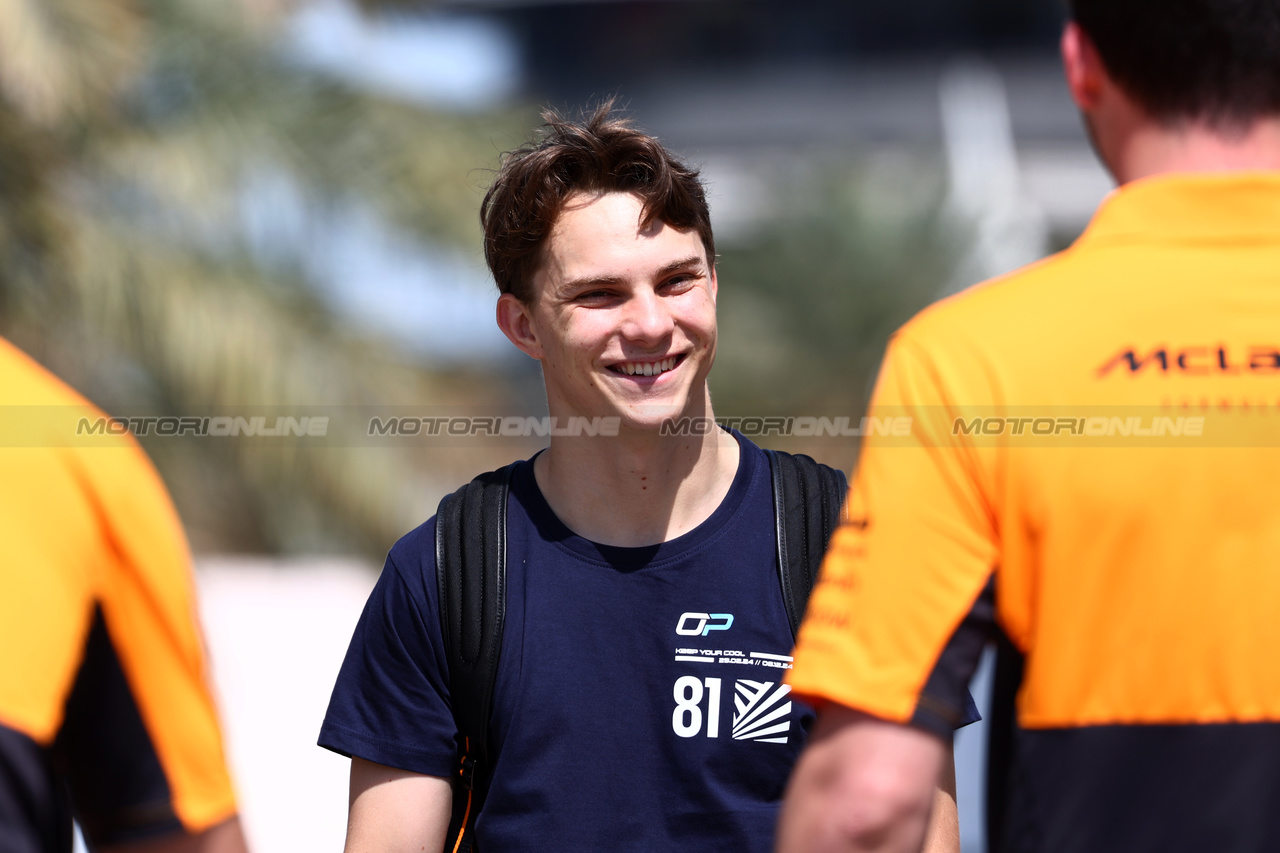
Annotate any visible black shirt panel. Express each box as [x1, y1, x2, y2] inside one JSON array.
[[1004, 721, 1280, 853], [0, 723, 71, 853], [50, 606, 182, 847]]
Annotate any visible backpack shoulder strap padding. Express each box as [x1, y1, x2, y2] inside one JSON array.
[[435, 462, 515, 852], [764, 449, 849, 639]]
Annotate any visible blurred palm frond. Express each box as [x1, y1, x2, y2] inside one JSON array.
[[0, 0, 532, 554]]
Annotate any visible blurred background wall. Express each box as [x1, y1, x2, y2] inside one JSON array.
[[0, 1, 1113, 850]]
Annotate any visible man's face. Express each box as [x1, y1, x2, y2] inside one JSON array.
[[498, 191, 718, 432]]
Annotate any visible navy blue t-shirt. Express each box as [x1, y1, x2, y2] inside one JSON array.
[[320, 435, 978, 851]]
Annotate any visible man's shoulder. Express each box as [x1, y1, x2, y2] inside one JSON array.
[[897, 249, 1082, 348], [730, 431, 769, 463], [0, 337, 91, 408], [881, 239, 1136, 399], [387, 516, 437, 569]]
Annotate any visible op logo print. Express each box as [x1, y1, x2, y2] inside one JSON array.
[[732, 680, 792, 743], [676, 612, 734, 636]]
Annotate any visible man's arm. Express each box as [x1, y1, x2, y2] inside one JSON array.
[[922, 745, 959, 853], [776, 704, 949, 853], [344, 757, 452, 853]]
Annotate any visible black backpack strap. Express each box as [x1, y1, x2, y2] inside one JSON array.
[[764, 449, 849, 639], [435, 463, 515, 853]]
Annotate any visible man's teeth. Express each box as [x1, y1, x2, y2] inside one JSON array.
[[619, 357, 677, 377]]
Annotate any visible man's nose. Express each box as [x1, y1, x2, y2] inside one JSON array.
[[621, 289, 674, 343]]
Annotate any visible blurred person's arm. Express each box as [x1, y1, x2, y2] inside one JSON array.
[[776, 705, 950, 853], [923, 747, 959, 853], [99, 817, 249, 853], [344, 757, 451, 853]]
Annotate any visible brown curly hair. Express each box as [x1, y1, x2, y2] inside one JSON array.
[[480, 100, 715, 303]]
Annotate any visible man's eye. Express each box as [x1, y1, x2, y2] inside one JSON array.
[[574, 289, 616, 304]]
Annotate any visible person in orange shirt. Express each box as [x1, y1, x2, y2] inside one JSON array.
[[0, 336, 249, 853], [777, 1, 1280, 851]]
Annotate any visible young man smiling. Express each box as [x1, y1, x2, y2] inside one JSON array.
[[319, 106, 972, 852], [495, 188, 734, 546]]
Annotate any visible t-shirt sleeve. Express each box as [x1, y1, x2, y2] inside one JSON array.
[[318, 522, 458, 778], [84, 442, 240, 836], [787, 329, 999, 739]]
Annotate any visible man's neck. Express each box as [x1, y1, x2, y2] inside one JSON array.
[[533, 403, 741, 548], [1106, 116, 1280, 185]]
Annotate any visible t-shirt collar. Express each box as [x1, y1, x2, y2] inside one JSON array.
[[1075, 171, 1280, 248]]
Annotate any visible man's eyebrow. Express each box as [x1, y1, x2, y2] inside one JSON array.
[[560, 256, 706, 293], [561, 273, 626, 292], [655, 256, 707, 277]]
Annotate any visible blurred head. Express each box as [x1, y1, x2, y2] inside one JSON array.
[[480, 101, 715, 305], [1067, 0, 1280, 130]]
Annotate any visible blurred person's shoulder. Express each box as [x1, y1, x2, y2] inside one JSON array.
[[0, 335, 97, 409], [0, 336, 177, 529], [0, 336, 115, 464], [894, 246, 1093, 355], [879, 245, 1096, 402], [894, 172, 1280, 358]]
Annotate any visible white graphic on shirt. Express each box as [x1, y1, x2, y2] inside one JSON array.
[[672, 648, 793, 669], [732, 680, 793, 743], [676, 612, 734, 636], [669, 676, 793, 743], [668, 612, 793, 742]]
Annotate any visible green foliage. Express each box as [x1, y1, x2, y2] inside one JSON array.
[[0, 0, 971, 551], [0, 0, 534, 554], [712, 156, 959, 418]]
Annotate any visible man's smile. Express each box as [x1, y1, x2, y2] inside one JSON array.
[[608, 354, 685, 378]]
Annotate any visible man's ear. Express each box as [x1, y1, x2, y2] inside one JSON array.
[[1061, 21, 1105, 112], [708, 265, 718, 305], [496, 292, 544, 360]]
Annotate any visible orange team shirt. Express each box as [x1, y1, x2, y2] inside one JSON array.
[[789, 173, 1280, 851], [0, 336, 237, 843]]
